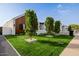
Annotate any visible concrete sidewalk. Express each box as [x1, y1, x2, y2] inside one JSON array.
[[60, 36, 79, 56], [0, 35, 19, 56]]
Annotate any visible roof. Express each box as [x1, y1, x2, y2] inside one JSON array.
[[3, 14, 24, 26]]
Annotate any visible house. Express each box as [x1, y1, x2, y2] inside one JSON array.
[[3, 14, 25, 35], [2, 14, 46, 35]]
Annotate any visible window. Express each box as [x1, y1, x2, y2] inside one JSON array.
[[23, 24, 25, 30], [19, 24, 23, 30]]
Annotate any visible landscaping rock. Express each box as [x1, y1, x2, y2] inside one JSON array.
[[25, 38, 37, 43], [46, 35, 53, 37]]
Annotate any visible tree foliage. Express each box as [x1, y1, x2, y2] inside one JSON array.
[[68, 25, 74, 36], [25, 9, 38, 35], [45, 17, 54, 34], [54, 21, 61, 33], [69, 24, 79, 30], [68, 25, 72, 31]]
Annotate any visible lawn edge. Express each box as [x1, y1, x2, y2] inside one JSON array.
[[59, 36, 75, 56], [3, 36, 21, 56]]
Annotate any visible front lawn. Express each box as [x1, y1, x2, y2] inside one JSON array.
[[5, 35, 73, 56]]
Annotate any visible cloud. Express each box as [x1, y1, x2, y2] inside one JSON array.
[[58, 9, 70, 14], [57, 4, 71, 16], [57, 4, 63, 9]]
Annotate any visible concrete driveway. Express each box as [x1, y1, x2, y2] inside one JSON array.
[[0, 35, 19, 56]]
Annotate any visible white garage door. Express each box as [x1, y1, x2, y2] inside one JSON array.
[[2, 27, 12, 35]]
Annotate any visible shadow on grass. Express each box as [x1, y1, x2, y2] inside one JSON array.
[[5, 35, 18, 39], [38, 40, 68, 47]]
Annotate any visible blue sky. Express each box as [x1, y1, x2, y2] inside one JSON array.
[[0, 3, 79, 26]]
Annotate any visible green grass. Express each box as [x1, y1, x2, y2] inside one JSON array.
[[5, 35, 73, 56]]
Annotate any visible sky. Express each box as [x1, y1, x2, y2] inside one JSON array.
[[0, 3, 79, 26]]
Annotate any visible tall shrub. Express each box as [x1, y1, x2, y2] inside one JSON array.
[[25, 9, 38, 39], [54, 21, 61, 33]]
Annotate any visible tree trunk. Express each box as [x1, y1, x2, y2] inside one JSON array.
[[29, 35, 32, 40]]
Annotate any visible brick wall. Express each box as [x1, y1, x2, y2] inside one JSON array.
[[15, 16, 25, 34]]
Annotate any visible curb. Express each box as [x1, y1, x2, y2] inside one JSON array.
[[3, 36, 21, 56]]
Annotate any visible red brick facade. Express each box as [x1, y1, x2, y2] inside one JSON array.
[[15, 16, 25, 34]]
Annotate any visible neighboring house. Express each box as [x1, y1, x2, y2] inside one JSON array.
[[60, 25, 69, 35], [37, 22, 46, 34]]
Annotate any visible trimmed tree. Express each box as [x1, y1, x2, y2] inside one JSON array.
[[45, 17, 54, 35], [54, 21, 61, 33], [25, 9, 38, 40], [68, 25, 72, 31]]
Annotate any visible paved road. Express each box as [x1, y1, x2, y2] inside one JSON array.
[[60, 36, 79, 56], [0, 35, 18, 56]]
